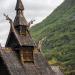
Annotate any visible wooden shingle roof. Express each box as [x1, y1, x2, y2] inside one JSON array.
[[15, 0, 24, 10], [14, 0, 28, 27], [0, 46, 55, 75], [17, 31, 36, 46], [5, 20, 35, 47], [0, 47, 26, 75], [14, 13, 28, 27]]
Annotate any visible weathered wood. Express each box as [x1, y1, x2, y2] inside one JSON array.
[[24, 63, 40, 75], [0, 47, 56, 75], [0, 48, 26, 75], [0, 0, 59, 75], [33, 51, 55, 75]]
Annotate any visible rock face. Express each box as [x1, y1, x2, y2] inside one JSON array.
[[0, 47, 55, 75]]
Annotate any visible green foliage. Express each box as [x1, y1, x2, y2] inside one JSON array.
[[30, 0, 75, 75]]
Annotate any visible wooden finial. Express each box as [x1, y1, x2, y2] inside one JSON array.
[[4, 14, 11, 21], [28, 20, 35, 27]]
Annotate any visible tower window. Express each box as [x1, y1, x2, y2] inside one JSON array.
[[20, 26, 26, 35]]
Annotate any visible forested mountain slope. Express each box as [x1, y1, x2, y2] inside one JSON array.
[[31, 0, 75, 75]]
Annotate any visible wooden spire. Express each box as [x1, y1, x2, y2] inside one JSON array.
[[14, 0, 28, 27], [5, 0, 35, 47], [15, 0, 24, 10]]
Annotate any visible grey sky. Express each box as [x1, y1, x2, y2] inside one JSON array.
[[0, 0, 64, 46]]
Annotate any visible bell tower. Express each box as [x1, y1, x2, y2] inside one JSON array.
[[5, 0, 35, 63], [14, 0, 28, 34]]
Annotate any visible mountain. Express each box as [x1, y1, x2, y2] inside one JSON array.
[[30, 0, 75, 75]]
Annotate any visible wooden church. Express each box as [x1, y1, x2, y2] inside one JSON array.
[[0, 0, 56, 75]]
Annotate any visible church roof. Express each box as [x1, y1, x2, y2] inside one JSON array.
[[14, 0, 28, 27], [15, 0, 24, 10], [18, 31, 36, 46], [0, 46, 55, 75], [14, 14, 28, 26], [5, 21, 35, 47], [0, 47, 27, 75]]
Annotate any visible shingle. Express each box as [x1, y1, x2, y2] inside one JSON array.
[[14, 14, 28, 26], [15, 0, 24, 10], [0, 47, 55, 75], [5, 22, 35, 47]]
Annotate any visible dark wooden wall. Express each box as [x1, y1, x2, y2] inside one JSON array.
[[20, 47, 34, 63], [0, 57, 10, 75]]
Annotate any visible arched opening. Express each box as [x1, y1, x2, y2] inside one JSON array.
[[0, 57, 10, 75]]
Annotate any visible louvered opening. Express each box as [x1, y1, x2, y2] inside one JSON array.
[[20, 47, 34, 63]]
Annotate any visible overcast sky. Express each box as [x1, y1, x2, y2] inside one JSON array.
[[0, 0, 64, 47]]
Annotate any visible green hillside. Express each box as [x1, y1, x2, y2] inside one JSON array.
[[30, 0, 75, 75]]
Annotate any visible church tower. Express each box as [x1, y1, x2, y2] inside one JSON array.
[[14, 0, 28, 31], [5, 0, 35, 63]]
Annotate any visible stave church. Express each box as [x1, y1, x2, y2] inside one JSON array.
[[0, 0, 56, 75]]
